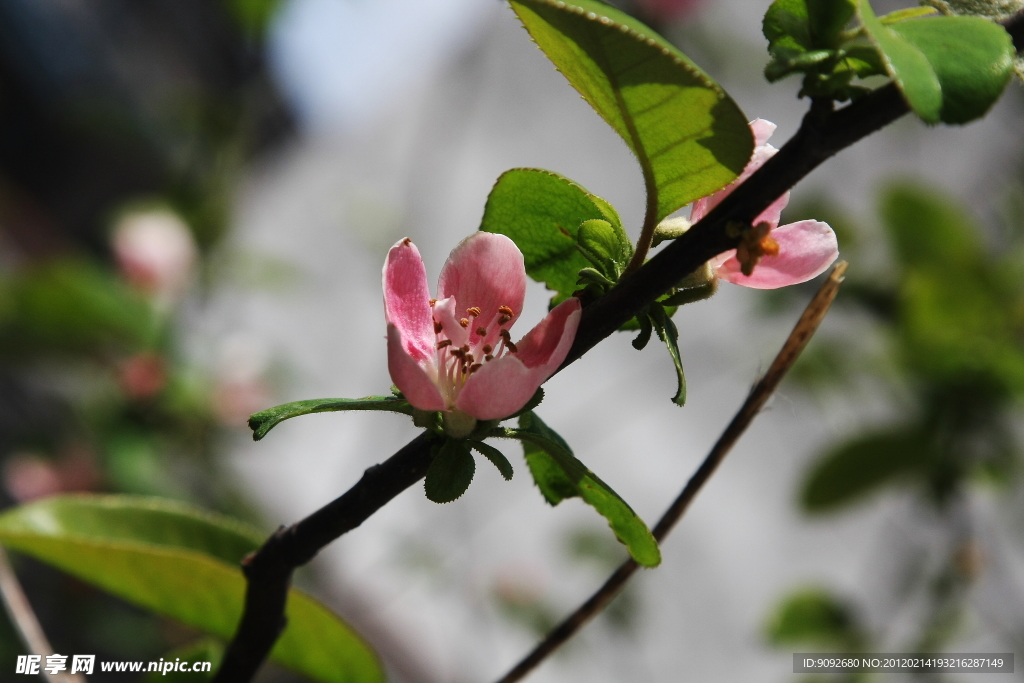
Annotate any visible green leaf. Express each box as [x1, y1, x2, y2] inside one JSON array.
[[480, 168, 619, 303], [577, 219, 633, 276], [649, 304, 687, 406], [248, 396, 413, 441], [469, 440, 515, 480], [0, 495, 384, 683], [509, 0, 752, 221], [424, 439, 476, 503], [879, 183, 984, 271], [858, 0, 943, 123], [511, 413, 661, 567], [142, 639, 223, 682], [800, 430, 931, 512], [764, 0, 814, 53], [889, 16, 1014, 124], [765, 588, 864, 649]]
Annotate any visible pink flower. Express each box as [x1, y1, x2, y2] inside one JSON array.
[[384, 233, 581, 430], [112, 209, 197, 302], [691, 119, 839, 290]]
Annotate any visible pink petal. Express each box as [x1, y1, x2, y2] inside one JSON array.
[[432, 296, 468, 348], [387, 324, 446, 411], [455, 298, 581, 421], [716, 220, 838, 289], [690, 119, 788, 229], [750, 118, 777, 147], [383, 238, 435, 362], [438, 233, 526, 332]]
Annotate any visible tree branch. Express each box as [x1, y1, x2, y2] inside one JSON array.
[[493, 261, 848, 683], [213, 10, 1024, 675]]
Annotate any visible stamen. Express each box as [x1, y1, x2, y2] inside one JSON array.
[[476, 327, 488, 337], [434, 321, 443, 334], [499, 329, 512, 342], [461, 345, 470, 353], [467, 307, 481, 317], [459, 318, 470, 328], [436, 340, 452, 349], [429, 298, 437, 306], [485, 354, 493, 362], [506, 340, 518, 354], [482, 345, 492, 355], [451, 348, 465, 359], [465, 353, 475, 363], [498, 305, 514, 317], [469, 363, 482, 374], [402, 237, 412, 246]]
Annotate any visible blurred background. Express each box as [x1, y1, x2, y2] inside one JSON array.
[[1, 0, 1023, 682]]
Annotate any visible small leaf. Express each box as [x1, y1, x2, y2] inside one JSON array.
[[858, 0, 943, 123], [889, 15, 1014, 124], [469, 441, 515, 480], [424, 439, 476, 503], [510, 0, 752, 221], [511, 413, 661, 567], [649, 304, 687, 406], [248, 396, 413, 441], [631, 313, 654, 350], [480, 169, 619, 303], [800, 430, 931, 512], [0, 495, 384, 683], [577, 219, 631, 276]]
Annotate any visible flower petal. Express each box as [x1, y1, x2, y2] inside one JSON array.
[[432, 296, 468, 348], [383, 238, 435, 361], [689, 119, 788, 229], [716, 220, 838, 289], [455, 298, 581, 421], [438, 233, 526, 331], [387, 324, 446, 411], [750, 118, 776, 147]]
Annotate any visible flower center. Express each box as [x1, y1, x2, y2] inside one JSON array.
[[430, 303, 518, 406]]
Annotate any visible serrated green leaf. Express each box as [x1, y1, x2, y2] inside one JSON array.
[[248, 396, 413, 441], [859, 0, 943, 123], [800, 430, 931, 512], [764, 0, 813, 53], [509, 0, 752, 221], [649, 304, 687, 406], [424, 439, 476, 503], [469, 440, 515, 480], [480, 168, 618, 302], [889, 16, 1014, 124], [0, 495, 384, 683], [511, 413, 661, 567]]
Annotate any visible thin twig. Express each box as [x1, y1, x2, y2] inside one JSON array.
[[492, 262, 848, 683], [0, 546, 86, 683]]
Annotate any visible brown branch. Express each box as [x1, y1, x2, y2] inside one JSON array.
[[493, 261, 848, 683]]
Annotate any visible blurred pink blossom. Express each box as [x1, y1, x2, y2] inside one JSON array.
[[112, 209, 197, 302]]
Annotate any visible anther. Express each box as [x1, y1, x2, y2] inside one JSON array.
[[461, 345, 470, 353], [450, 348, 465, 359], [469, 363, 482, 374], [506, 340, 518, 353], [436, 340, 452, 349], [485, 354, 493, 362], [465, 353, 475, 363], [499, 329, 512, 342], [476, 327, 488, 337], [498, 315, 512, 325], [402, 237, 412, 246], [459, 318, 469, 328], [498, 305, 514, 317], [434, 321, 443, 334], [467, 307, 481, 317], [482, 345, 492, 354], [429, 299, 437, 306]]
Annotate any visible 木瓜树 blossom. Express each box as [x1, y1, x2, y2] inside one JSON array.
[[384, 233, 581, 435], [691, 119, 839, 289]]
